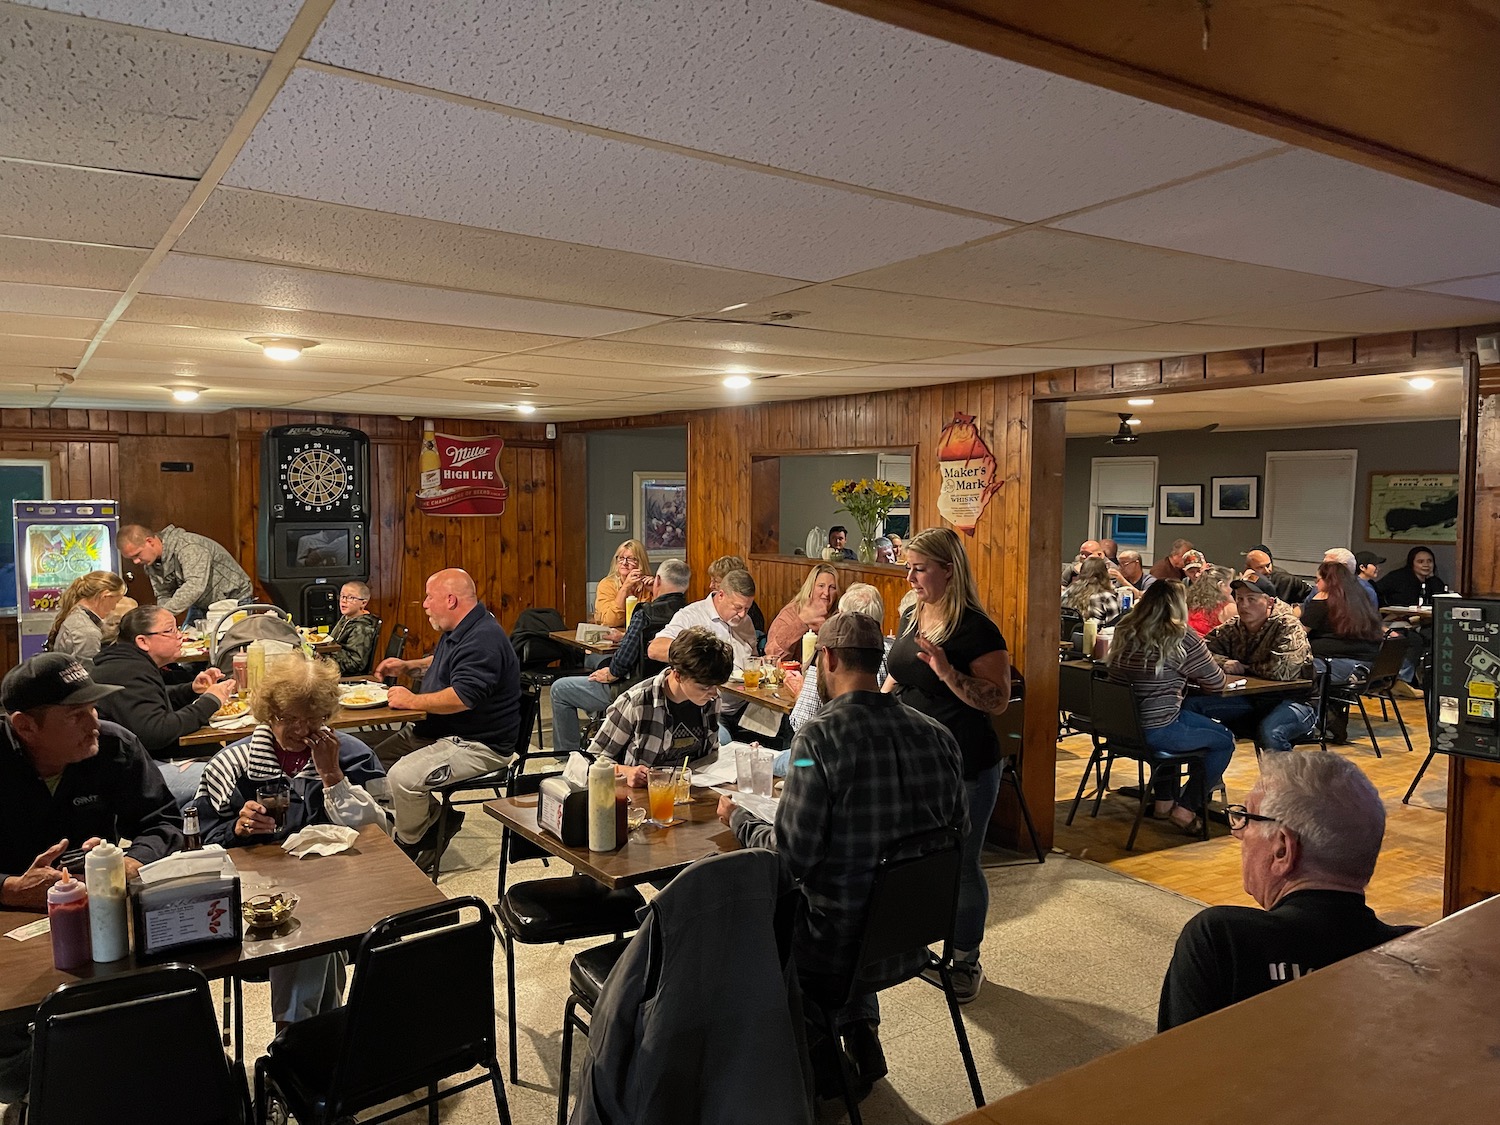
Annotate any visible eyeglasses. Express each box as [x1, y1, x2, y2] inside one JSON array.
[[339, 593, 367, 602], [141, 627, 181, 638], [1225, 804, 1279, 831]]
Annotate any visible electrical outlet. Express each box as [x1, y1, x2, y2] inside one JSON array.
[[607, 514, 627, 532]]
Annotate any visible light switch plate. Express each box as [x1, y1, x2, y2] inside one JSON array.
[[607, 514, 627, 532]]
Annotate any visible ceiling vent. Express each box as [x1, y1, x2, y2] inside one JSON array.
[[462, 377, 540, 389], [686, 309, 809, 327]]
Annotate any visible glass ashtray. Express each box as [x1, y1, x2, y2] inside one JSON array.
[[242, 889, 299, 930], [627, 806, 648, 831]]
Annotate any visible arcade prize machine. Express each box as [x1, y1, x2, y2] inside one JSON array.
[[12, 500, 120, 660], [1430, 595, 1500, 764]]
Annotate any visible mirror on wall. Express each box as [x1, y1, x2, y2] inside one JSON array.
[[750, 448, 913, 564]]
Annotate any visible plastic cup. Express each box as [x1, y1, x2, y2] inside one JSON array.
[[674, 767, 693, 805], [742, 658, 762, 691], [736, 746, 755, 793], [647, 768, 676, 825], [751, 749, 775, 798], [256, 778, 291, 830]]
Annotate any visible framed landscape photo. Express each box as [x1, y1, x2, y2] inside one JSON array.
[[1211, 475, 1259, 519], [1159, 484, 1203, 525], [1366, 471, 1459, 544], [633, 472, 687, 563]]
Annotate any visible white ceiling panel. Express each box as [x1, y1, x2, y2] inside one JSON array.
[[285, 391, 596, 415], [467, 355, 722, 383], [142, 254, 666, 337], [919, 345, 1177, 368], [1045, 323, 1338, 355], [0, 160, 195, 248], [532, 339, 861, 375], [1197, 289, 1500, 334], [0, 281, 120, 319], [308, 0, 1278, 221], [88, 340, 438, 380], [0, 238, 147, 290], [723, 284, 1148, 345], [179, 188, 805, 317], [0, 312, 99, 341], [77, 357, 379, 388], [838, 228, 1374, 322], [600, 320, 977, 363], [1056, 149, 1500, 288], [0, 5, 267, 176], [102, 320, 493, 368], [2, 339, 88, 365], [1419, 274, 1500, 303], [222, 68, 1006, 279], [833, 362, 1038, 381], [12, 0, 302, 50], [377, 376, 664, 404]]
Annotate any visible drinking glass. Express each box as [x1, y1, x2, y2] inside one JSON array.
[[751, 749, 775, 798], [646, 768, 676, 825], [256, 777, 291, 830], [735, 745, 755, 793], [742, 657, 762, 692], [674, 767, 693, 805]]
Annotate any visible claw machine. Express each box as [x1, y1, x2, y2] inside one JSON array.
[[12, 501, 120, 661]]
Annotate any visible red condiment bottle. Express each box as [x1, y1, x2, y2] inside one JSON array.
[[48, 868, 92, 970]]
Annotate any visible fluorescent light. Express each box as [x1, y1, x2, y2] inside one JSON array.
[[720, 303, 748, 312], [723, 375, 752, 389], [515, 403, 537, 415], [1405, 376, 1436, 391], [1126, 418, 1142, 426], [1127, 397, 1154, 407], [170, 387, 201, 403]]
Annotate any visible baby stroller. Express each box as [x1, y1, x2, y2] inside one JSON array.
[[210, 604, 301, 673]]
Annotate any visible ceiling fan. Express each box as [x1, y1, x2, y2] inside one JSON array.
[[1104, 412, 1220, 443]]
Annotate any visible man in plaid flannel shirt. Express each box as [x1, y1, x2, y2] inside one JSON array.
[[718, 612, 967, 1099]]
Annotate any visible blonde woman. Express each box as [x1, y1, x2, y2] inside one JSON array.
[[46, 570, 127, 660], [594, 539, 653, 628], [1062, 557, 1120, 624], [764, 564, 838, 662], [1106, 580, 1234, 833], [882, 527, 1010, 1003]]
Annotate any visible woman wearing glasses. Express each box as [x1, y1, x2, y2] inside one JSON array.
[[1106, 579, 1236, 835], [327, 579, 380, 675], [594, 539, 654, 628]]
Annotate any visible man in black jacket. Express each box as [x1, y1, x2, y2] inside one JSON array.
[[91, 605, 238, 807]]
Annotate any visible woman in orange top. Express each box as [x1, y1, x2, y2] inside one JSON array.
[[764, 564, 838, 662], [594, 539, 654, 628]]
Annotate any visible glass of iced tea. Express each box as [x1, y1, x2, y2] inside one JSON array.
[[741, 658, 762, 692], [647, 768, 676, 826]]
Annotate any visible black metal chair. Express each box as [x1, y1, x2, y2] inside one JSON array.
[[1327, 636, 1415, 758], [991, 670, 1045, 863], [805, 825, 984, 1125], [1057, 657, 1095, 740], [513, 607, 588, 753], [379, 622, 409, 686], [555, 937, 633, 1125], [29, 963, 248, 1125], [1073, 678, 1212, 850], [254, 898, 509, 1125], [1060, 606, 1084, 652], [424, 680, 542, 883]]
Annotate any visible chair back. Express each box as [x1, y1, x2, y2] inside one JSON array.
[[1060, 606, 1084, 647], [1088, 677, 1149, 753], [1363, 634, 1410, 689], [511, 607, 573, 670], [1058, 660, 1095, 720], [357, 613, 383, 674], [848, 825, 963, 995], [380, 622, 410, 685], [989, 669, 1025, 759], [29, 963, 245, 1125], [328, 898, 497, 1119]]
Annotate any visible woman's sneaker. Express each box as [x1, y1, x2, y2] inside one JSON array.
[[923, 950, 984, 1003]]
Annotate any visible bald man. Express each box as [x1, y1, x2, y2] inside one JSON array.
[[371, 569, 521, 867], [1242, 547, 1314, 606]]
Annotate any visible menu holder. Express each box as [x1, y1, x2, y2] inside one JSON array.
[[575, 624, 613, 646], [130, 873, 242, 958], [537, 775, 591, 847]]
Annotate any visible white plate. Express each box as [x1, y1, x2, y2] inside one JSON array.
[[339, 688, 389, 710], [210, 704, 253, 728], [728, 670, 744, 684]]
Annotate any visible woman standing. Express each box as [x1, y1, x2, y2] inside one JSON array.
[[594, 539, 654, 628], [883, 527, 1010, 1003], [764, 563, 838, 662], [1062, 557, 1120, 624], [46, 570, 127, 660], [1107, 580, 1234, 832], [1185, 565, 1236, 637]]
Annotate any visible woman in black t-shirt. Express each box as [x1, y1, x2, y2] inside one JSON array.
[[883, 527, 1010, 1003]]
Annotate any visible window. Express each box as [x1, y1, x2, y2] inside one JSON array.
[[1089, 456, 1157, 558], [1102, 511, 1150, 549], [1262, 449, 1358, 571], [0, 459, 54, 613]]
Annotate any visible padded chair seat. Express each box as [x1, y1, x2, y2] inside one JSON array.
[[497, 876, 645, 944], [569, 938, 633, 1007], [264, 1006, 348, 1118]]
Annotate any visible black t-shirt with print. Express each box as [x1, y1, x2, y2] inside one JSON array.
[[886, 606, 1008, 778], [662, 695, 711, 765]]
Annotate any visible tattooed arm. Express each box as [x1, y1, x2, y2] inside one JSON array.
[[915, 637, 1012, 714]]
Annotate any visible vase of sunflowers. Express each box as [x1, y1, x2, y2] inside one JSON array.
[[830, 478, 910, 563]]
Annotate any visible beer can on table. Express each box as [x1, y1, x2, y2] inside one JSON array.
[[1119, 591, 1134, 614]]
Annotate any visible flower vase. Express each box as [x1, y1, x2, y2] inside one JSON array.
[[858, 536, 876, 564]]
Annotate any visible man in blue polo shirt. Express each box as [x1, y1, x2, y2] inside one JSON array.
[[373, 568, 520, 866]]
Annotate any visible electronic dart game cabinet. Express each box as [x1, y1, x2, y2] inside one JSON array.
[[257, 425, 371, 628]]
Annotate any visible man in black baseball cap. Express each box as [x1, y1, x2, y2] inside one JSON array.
[[1353, 551, 1385, 604]]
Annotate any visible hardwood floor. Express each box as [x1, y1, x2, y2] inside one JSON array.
[[1050, 694, 1445, 926]]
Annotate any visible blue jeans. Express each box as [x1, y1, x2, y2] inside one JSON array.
[[549, 675, 612, 754], [1142, 710, 1235, 807], [1184, 694, 1317, 753], [955, 764, 1001, 953], [157, 758, 206, 809]]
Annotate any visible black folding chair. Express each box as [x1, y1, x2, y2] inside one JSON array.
[[254, 898, 510, 1125], [1058, 657, 1096, 740], [1329, 636, 1415, 758], [992, 670, 1045, 863], [805, 825, 984, 1125], [555, 937, 633, 1125], [29, 963, 248, 1125], [378, 622, 408, 686]]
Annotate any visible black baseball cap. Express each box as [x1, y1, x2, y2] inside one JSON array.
[[1230, 576, 1279, 600], [1, 653, 121, 713], [1243, 544, 1272, 559], [1354, 550, 1386, 568]]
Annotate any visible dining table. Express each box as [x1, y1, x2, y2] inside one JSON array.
[[549, 628, 619, 655], [719, 676, 798, 714], [178, 687, 428, 749], [1059, 658, 1313, 698]]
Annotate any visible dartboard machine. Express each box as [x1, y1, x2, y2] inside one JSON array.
[[256, 424, 370, 625]]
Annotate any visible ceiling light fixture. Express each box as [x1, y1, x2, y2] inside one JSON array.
[[515, 403, 537, 414], [1126, 418, 1142, 426], [168, 386, 204, 403], [1127, 397, 1155, 407], [1109, 413, 1140, 445], [723, 375, 752, 389], [720, 303, 748, 312], [1405, 375, 1436, 391], [247, 336, 319, 361]]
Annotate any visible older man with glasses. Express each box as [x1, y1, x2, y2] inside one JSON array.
[[1157, 753, 1417, 1031]]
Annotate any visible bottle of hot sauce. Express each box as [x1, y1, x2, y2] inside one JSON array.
[[48, 868, 92, 970]]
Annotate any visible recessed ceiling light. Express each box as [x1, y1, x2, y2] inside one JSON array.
[[247, 336, 318, 361], [723, 375, 752, 390], [1127, 397, 1155, 407], [515, 403, 537, 415], [167, 386, 203, 402], [1125, 418, 1142, 426], [1405, 376, 1436, 391]]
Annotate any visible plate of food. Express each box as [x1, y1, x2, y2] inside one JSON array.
[[210, 699, 252, 727], [178, 645, 208, 659], [339, 684, 389, 709]]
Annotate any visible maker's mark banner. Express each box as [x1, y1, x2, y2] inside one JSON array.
[[935, 412, 1001, 534]]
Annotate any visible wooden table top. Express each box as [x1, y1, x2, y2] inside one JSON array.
[[720, 678, 797, 714], [1381, 605, 1434, 619], [179, 698, 429, 748], [945, 895, 1500, 1125], [0, 824, 445, 1020], [550, 628, 619, 654], [1060, 659, 1312, 698], [483, 781, 740, 889]]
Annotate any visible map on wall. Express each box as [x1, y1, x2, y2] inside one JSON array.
[[1366, 471, 1459, 544]]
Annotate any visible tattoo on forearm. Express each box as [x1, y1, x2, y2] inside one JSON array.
[[949, 671, 1007, 713]]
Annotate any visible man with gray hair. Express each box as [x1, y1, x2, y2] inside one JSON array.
[[1157, 753, 1416, 1030], [1319, 547, 1378, 609], [780, 584, 890, 757], [548, 558, 690, 752]]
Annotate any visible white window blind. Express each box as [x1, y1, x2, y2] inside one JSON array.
[[1092, 457, 1156, 506], [1263, 450, 1358, 570]]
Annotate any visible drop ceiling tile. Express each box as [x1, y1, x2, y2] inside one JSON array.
[[920, 345, 1176, 368], [1043, 324, 1336, 355], [88, 340, 436, 380], [0, 312, 100, 341], [1, 340, 88, 366], [102, 320, 492, 368], [384, 375, 679, 402], [308, 0, 1277, 220], [120, 295, 567, 354], [0, 160, 195, 248], [1419, 274, 1500, 303], [78, 359, 378, 388], [468, 355, 722, 382], [180, 188, 806, 317], [13, 0, 303, 50], [839, 229, 1375, 322], [0, 239, 147, 290], [829, 363, 1039, 381], [1055, 149, 1500, 287], [0, 282, 121, 319], [724, 284, 1147, 345], [142, 254, 666, 337], [286, 392, 544, 415], [598, 320, 978, 363], [0, 6, 267, 176], [1197, 289, 1500, 334], [223, 68, 1006, 279], [533, 339, 860, 375]]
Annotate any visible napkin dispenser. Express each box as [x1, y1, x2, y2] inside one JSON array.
[[537, 775, 590, 847], [130, 872, 242, 957]]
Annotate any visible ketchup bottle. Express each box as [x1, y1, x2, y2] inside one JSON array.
[[48, 868, 93, 970]]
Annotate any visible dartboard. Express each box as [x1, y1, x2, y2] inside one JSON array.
[[275, 437, 363, 516]]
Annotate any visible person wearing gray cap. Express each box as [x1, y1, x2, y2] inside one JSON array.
[[1184, 577, 1318, 752]]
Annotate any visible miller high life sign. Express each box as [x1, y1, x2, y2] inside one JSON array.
[[417, 428, 509, 516]]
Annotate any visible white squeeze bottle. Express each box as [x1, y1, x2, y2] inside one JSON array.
[[801, 628, 818, 666], [588, 754, 617, 852], [85, 841, 130, 962]]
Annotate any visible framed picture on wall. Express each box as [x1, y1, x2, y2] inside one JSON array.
[[1211, 475, 1259, 518], [1159, 484, 1203, 525], [1366, 471, 1459, 544], [633, 472, 687, 563]]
